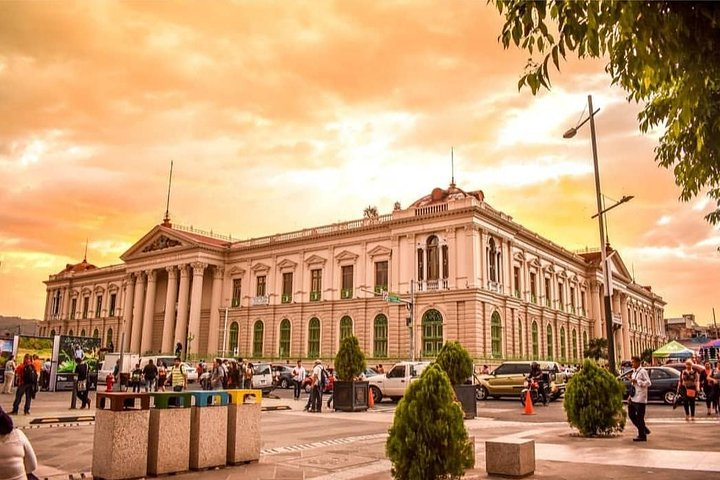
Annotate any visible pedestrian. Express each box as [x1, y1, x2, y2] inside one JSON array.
[[157, 361, 168, 392], [169, 357, 187, 392], [701, 361, 717, 416], [0, 406, 38, 480], [75, 356, 91, 409], [292, 360, 306, 401], [3, 355, 16, 395], [529, 362, 548, 406], [243, 362, 254, 389], [42, 359, 51, 391], [143, 359, 158, 392], [130, 363, 143, 393], [74, 345, 84, 363], [376, 364, 384, 374], [481, 364, 490, 375], [627, 355, 651, 442], [175, 342, 182, 358], [107, 340, 114, 352], [11, 355, 36, 416], [210, 358, 226, 390], [309, 359, 324, 413], [677, 359, 700, 421]]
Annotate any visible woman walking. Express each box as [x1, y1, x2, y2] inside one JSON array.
[[701, 361, 718, 416], [677, 360, 700, 421]]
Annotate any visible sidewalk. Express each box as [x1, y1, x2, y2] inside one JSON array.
[[2, 390, 719, 480]]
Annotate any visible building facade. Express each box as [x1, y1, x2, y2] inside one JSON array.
[[39, 184, 667, 363]]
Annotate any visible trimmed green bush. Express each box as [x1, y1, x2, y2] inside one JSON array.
[[334, 335, 367, 381], [564, 359, 626, 436], [435, 341, 474, 385], [386, 363, 475, 480]]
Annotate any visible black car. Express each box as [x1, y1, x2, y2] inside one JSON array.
[[271, 364, 295, 389], [619, 366, 680, 405]]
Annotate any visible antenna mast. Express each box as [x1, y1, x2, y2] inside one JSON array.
[[163, 160, 174, 227], [450, 147, 455, 187]]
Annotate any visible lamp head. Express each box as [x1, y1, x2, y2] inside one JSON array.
[[563, 128, 577, 139]]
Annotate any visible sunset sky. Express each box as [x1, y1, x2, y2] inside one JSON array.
[[1, 1, 718, 325]]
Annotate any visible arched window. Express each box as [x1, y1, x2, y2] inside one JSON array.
[[518, 319, 523, 358], [340, 316, 353, 341], [229, 322, 239, 355], [50, 329, 56, 337], [422, 309, 443, 357], [491, 312, 502, 358], [279, 319, 291, 358], [93, 328, 99, 338], [80, 329, 86, 337], [572, 329, 578, 361], [373, 314, 388, 357], [105, 328, 112, 348], [583, 331, 589, 349], [253, 321, 264, 357], [560, 327, 566, 361], [531, 321, 539, 358], [308, 317, 320, 358], [68, 329, 74, 336], [426, 235, 440, 281], [546, 324, 554, 360]]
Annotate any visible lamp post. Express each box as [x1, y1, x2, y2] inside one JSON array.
[[564, 94, 629, 373]]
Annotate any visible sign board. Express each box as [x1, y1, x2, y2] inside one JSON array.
[[383, 292, 403, 303], [612, 313, 622, 326], [251, 295, 269, 306]]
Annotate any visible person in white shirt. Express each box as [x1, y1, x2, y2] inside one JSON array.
[[291, 360, 306, 401], [0, 406, 38, 480], [628, 355, 652, 442], [3, 355, 16, 394]]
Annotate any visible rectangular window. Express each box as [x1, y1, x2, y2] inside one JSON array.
[[557, 283, 564, 311], [374, 261, 388, 293], [544, 278, 551, 307], [513, 266, 520, 298], [570, 286, 576, 313], [417, 248, 424, 281], [581, 290, 586, 316], [530, 272, 537, 303], [70, 298, 77, 320], [256, 275, 266, 297], [282, 272, 293, 303], [232, 278, 242, 307], [310, 269, 322, 301], [95, 294, 102, 318], [82, 297, 89, 319], [341, 265, 353, 299], [109, 293, 117, 317]]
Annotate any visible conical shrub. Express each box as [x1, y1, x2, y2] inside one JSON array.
[[563, 358, 626, 436], [386, 363, 474, 479], [334, 335, 366, 381], [435, 340, 474, 385]]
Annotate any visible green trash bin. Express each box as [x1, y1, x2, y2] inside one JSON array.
[[147, 392, 192, 475]]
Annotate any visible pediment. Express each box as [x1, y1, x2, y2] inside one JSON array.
[[335, 250, 359, 262], [277, 259, 298, 270], [513, 251, 525, 262], [543, 264, 555, 274], [304, 254, 327, 266], [121, 226, 192, 261], [251, 262, 271, 273], [368, 245, 391, 258], [227, 265, 246, 276], [529, 258, 541, 268]]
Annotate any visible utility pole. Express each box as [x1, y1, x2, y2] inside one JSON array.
[[713, 308, 718, 340]]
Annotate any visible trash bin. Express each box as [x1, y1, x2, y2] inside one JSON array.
[[226, 389, 262, 465], [92, 392, 151, 480], [147, 392, 192, 475], [188, 391, 230, 470]]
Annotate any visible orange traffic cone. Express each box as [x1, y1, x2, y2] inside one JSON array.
[[368, 388, 375, 409], [523, 390, 535, 415]]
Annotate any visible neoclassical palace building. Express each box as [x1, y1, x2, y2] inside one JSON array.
[[39, 183, 667, 363]]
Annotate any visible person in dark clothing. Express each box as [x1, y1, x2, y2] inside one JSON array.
[[143, 360, 158, 392], [529, 362, 548, 406], [11, 355, 36, 415], [75, 356, 91, 409]]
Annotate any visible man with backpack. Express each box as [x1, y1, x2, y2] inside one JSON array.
[[210, 358, 226, 390], [11, 354, 37, 415]]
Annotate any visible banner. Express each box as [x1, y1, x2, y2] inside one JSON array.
[[0, 338, 14, 384], [54, 335, 101, 391]]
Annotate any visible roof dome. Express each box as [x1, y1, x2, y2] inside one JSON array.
[[409, 184, 484, 208]]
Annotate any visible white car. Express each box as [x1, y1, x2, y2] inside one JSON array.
[[367, 361, 430, 403]]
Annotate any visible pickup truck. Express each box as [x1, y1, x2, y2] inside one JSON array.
[[367, 361, 430, 403]]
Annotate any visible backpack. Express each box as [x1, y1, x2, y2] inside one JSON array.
[[23, 364, 37, 385], [320, 368, 328, 387]]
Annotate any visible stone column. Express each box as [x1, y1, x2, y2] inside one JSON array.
[[130, 272, 146, 353], [621, 295, 631, 358], [187, 262, 207, 357], [44, 289, 52, 321], [140, 270, 158, 353], [121, 274, 135, 352], [161, 266, 178, 354], [590, 283, 602, 338], [61, 287, 70, 320], [174, 265, 191, 355], [207, 267, 224, 356]]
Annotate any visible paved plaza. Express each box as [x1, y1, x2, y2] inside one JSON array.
[[2, 389, 719, 480]]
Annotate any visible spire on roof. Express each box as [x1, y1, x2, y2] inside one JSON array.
[[162, 160, 174, 227]]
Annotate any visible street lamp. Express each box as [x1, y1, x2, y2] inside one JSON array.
[[564, 94, 629, 373]]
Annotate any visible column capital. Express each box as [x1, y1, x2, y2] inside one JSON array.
[[133, 271, 145, 281], [166, 265, 178, 278], [178, 264, 190, 277], [213, 266, 224, 280], [191, 262, 207, 275], [145, 269, 157, 282]]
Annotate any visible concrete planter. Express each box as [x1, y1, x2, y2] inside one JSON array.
[[333, 380, 369, 412], [453, 384, 477, 419]]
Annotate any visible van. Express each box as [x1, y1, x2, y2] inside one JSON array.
[[250, 362, 273, 394], [97, 353, 140, 384]]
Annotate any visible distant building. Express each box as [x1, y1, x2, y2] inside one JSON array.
[[0, 316, 40, 339], [664, 314, 708, 340], [39, 183, 667, 362]]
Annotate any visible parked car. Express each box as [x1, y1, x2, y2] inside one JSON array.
[[251, 362, 274, 394], [367, 361, 431, 403], [272, 364, 295, 389], [364, 367, 379, 378], [303, 368, 336, 393], [618, 366, 681, 405], [474, 361, 565, 401]]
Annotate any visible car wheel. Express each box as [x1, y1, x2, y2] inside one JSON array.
[[476, 386, 489, 401], [664, 390, 676, 405], [370, 386, 383, 404], [280, 379, 289, 389]]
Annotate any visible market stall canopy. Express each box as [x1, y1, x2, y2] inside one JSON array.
[[652, 340, 695, 358], [701, 338, 720, 349]]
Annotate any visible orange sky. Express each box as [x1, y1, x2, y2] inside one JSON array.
[[0, 1, 718, 324]]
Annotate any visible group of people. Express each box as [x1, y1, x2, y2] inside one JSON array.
[[205, 358, 255, 390], [126, 358, 188, 393], [675, 359, 720, 420], [293, 359, 331, 412]]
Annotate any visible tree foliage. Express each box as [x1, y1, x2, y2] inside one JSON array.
[[583, 337, 608, 361], [491, 1, 720, 224], [640, 348, 654, 364], [386, 363, 475, 480], [563, 359, 626, 436], [435, 340, 474, 385], [334, 335, 366, 381]]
